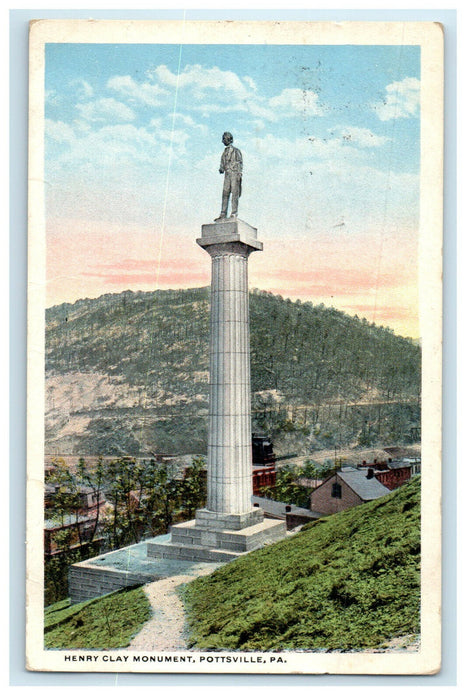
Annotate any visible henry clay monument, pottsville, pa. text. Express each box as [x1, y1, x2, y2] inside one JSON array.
[[147, 133, 286, 562]]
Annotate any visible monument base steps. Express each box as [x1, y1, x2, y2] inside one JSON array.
[[146, 516, 286, 563]]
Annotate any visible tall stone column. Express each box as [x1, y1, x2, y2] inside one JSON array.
[[197, 220, 262, 518], [147, 218, 286, 562]]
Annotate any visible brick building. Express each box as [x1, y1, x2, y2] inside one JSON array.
[[356, 458, 416, 491], [374, 464, 412, 490], [252, 466, 277, 494], [310, 467, 390, 515]]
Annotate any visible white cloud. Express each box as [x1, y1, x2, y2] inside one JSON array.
[[105, 66, 323, 127], [107, 75, 168, 107], [242, 132, 368, 167], [246, 102, 278, 122], [269, 88, 323, 117], [167, 112, 208, 133], [332, 126, 388, 148], [50, 124, 162, 171], [191, 102, 247, 116], [251, 119, 266, 131], [45, 89, 63, 108], [76, 98, 136, 123], [153, 64, 253, 101], [173, 113, 201, 128], [45, 119, 75, 143], [244, 76, 257, 91], [149, 64, 319, 122], [71, 79, 94, 100], [372, 77, 420, 121], [190, 88, 323, 123], [148, 113, 207, 139], [158, 128, 190, 151], [190, 101, 262, 125]]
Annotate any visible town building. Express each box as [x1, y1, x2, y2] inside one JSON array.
[[356, 456, 418, 491], [252, 466, 277, 494], [251, 495, 322, 530], [310, 467, 391, 515], [44, 484, 108, 556], [44, 512, 105, 556], [373, 464, 412, 490], [382, 447, 421, 477]]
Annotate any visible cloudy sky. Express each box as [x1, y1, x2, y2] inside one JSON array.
[[45, 42, 420, 337]]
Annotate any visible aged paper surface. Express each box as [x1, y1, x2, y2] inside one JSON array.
[[27, 19, 443, 674]]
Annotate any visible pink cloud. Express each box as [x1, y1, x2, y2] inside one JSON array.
[[341, 304, 415, 321], [263, 267, 398, 295], [92, 258, 159, 272], [81, 269, 208, 285]]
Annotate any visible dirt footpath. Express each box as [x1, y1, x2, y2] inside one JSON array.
[[128, 566, 214, 651]]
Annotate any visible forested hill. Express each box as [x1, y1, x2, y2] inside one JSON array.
[[45, 288, 421, 456]]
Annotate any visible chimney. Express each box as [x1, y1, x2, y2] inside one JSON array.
[[367, 468, 374, 479]]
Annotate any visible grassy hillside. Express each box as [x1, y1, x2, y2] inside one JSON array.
[[45, 287, 421, 455], [183, 477, 420, 651], [44, 587, 151, 649]]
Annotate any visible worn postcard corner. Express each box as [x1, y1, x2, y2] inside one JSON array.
[[26, 18, 443, 675]]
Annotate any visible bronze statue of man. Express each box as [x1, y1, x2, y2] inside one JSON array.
[[215, 132, 243, 220]]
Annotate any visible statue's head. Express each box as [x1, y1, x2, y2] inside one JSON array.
[[222, 132, 233, 146]]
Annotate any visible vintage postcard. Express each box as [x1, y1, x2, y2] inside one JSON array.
[[26, 19, 443, 674]]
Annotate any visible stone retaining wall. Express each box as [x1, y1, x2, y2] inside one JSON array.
[[69, 563, 153, 604]]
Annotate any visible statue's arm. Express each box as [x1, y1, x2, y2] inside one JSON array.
[[237, 149, 243, 173], [219, 151, 225, 174]]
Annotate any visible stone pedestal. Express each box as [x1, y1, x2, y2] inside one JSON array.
[[147, 218, 286, 563], [146, 514, 286, 562]]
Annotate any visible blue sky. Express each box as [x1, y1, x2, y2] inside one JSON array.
[[45, 42, 421, 336], [46, 42, 420, 168]]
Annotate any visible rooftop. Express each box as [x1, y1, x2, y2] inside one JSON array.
[[44, 512, 96, 529], [338, 468, 391, 501], [251, 495, 323, 520]]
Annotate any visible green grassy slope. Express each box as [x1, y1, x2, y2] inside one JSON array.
[[44, 586, 152, 649], [184, 478, 420, 651]]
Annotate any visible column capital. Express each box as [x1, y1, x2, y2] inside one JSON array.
[[197, 218, 263, 254]]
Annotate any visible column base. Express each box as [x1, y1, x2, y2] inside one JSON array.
[[147, 517, 286, 563], [195, 507, 264, 531]]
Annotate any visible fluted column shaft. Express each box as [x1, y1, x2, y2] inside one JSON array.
[[207, 246, 252, 513], [197, 220, 262, 517]]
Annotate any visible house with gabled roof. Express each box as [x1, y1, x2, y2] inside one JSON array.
[[310, 467, 391, 515]]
